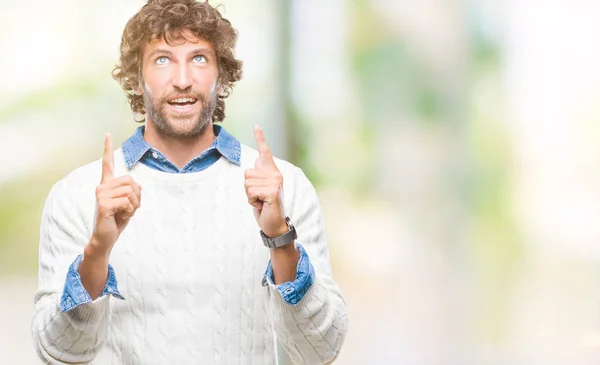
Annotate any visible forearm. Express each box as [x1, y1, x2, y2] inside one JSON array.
[[79, 240, 111, 300], [32, 177, 122, 363], [270, 242, 300, 284]]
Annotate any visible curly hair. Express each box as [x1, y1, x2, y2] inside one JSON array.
[[112, 0, 243, 122]]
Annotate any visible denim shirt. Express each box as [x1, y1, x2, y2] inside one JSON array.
[[60, 124, 314, 311]]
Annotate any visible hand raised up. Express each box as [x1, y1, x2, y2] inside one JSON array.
[[244, 125, 288, 238], [90, 133, 142, 255]]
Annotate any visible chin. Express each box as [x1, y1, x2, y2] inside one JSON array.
[[164, 119, 209, 138]]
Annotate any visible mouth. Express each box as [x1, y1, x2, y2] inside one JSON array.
[[166, 97, 199, 114], [167, 97, 198, 107]]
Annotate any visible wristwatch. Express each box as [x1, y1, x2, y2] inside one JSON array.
[[260, 217, 298, 248]]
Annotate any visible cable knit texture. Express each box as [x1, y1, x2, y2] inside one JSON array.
[[32, 145, 348, 364]]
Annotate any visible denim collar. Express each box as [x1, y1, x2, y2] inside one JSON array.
[[121, 124, 241, 169]]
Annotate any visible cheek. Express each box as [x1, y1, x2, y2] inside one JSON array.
[[193, 68, 219, 91], [142, 70, 171, 95]]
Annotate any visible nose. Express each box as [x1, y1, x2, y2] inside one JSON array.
[[172, 64, 193, 90]]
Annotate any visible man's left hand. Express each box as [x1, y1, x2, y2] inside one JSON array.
[[244, 125, 288, 239]]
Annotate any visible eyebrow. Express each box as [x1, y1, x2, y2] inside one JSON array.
[[147, 47, 214, 61]]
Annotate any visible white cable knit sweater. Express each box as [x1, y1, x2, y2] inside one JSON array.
[[31, 144, 348, 365]]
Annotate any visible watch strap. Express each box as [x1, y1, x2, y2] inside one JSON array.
[[260, 217, 298, 248]]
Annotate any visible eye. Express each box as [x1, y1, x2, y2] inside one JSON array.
[[156, 56, 170, 65], [193, 55, 206, 63]]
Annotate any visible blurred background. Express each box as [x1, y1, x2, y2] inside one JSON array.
[[3, 0, 600, 364]]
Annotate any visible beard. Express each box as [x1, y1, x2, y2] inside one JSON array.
[[143, 85, 217, 139]]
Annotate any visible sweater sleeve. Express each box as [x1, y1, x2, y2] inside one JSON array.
[[31, 178, 113, 364], [265, 167, 349, 364]]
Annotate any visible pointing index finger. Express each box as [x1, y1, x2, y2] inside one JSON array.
[[101, 132, 114, 183], [254, 125, 274, 166]]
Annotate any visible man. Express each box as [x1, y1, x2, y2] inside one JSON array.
[[31, 0, 348, 364]]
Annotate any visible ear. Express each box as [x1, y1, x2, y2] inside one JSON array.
[[217, 85, 225, 96]]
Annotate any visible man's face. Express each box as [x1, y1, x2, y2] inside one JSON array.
[[140, 29, 219, 138]]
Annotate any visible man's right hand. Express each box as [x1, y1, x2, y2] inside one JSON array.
[[91, 132, 142, 253], [80, 133, 142, 299]]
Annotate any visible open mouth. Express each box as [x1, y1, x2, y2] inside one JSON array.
[[167, 97, 198, 108]]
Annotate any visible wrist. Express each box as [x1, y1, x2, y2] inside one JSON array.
[[80, 242, 110, 300], [262, 222, 289, 239], [261, 217, 298, 249], [84, 238, 111, 263]]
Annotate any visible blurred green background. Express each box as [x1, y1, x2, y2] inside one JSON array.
[[3, 0, 600, 364]]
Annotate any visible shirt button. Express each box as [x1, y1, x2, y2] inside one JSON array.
[[152, 152, 159, 159]]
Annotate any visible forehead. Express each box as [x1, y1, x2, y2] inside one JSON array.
[[143, 28, 214, 55]]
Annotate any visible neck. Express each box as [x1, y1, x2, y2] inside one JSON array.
[[143, 121, 216, 169]]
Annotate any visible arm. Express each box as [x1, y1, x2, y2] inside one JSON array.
[[32, 134, 140, 364], [263, 244, 314, 305], [265, 167, 348, 365], [31, 179, 114, 364], [244, 126, 348, 363]]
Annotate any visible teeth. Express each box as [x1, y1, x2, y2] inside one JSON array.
[[170, 97, 196, 103]]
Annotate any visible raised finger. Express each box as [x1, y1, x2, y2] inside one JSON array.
[[101, 133, 114, 183], [253, 125, 275, 167]]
